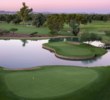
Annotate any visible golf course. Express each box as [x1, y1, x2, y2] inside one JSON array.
[[0, 1, 110, 100], [0, 66, 110, 100], [0, 21, 110, 43], [43, 42, 106, 60]]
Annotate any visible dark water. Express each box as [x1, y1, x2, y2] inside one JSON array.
[[0, 39, 110, 69]]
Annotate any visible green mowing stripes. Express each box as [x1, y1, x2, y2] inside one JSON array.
[[4, 67, 97, 99]]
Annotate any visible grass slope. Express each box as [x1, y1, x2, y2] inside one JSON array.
[[0, 66, 110, 100], [43, 42, 106, 59]]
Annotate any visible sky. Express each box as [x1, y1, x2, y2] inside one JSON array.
[[0, 0, 110, 14]]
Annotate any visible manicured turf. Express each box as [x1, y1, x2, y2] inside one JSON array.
[[0, 22, 50, 34], [1, 21, 110, 35], [0, 66, 110, 100], [44, 42, 106, 58], [4, 67, 97, 98], [0, 21, 110, 43], [81, 21, 110, 32]]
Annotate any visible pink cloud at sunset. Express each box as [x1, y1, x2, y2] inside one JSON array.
[[0, 0, 110, 13]]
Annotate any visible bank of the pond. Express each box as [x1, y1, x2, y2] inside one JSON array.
[[0, 66, 110, 100], [0, 35, 75, 40], [43, 42, 107, 60]]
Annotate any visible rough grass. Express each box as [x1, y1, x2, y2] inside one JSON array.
[[44, 42, 106, 58], [0, 66, 110, 100]]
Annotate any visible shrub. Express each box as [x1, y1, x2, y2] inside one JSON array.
[[80, 32, 102, 42], [10, 28, 18, 34], [105, 31, 110, 36], [0, 30, 4, 35], [0, 29, 10, 36], [30, 32, 38, 37]]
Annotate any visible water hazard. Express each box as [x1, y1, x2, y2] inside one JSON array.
[[0, 39, 110, 69]]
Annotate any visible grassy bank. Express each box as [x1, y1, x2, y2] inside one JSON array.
[[0, 66, 110, 100], [43, 42, 106, 60]]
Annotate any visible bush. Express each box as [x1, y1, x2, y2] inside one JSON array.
[[105, 31, 110, 36], [10, 28, 18, 34], [0, 30, 4, 35], [0, 29, 10, 36], [3, 30, 10, 33], [50, 30, 57, 35], [12, 18, 21, 24], [80, 32, 102, 42], [30, 32, 38, 37]]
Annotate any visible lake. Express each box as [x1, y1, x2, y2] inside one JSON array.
[[0, 39, 110, 69]]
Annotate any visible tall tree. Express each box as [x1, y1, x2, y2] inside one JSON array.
[[47, 14, 64, 34], [32, 14, 46, 27], [17, 2, 33, 24], [69, 20, 80, 36]]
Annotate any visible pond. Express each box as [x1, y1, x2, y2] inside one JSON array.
[[0, 39, 110, 69]]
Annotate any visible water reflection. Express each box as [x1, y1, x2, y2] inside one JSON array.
[[49, 37, 79, 43], [0, 39, 110, 69], [81, 57, 101, 64], [66, 37, 79, 42], [20, 39, 28, 47], [49, 38, 64, 42]]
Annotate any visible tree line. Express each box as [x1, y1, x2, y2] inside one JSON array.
[[0, 2, 110, 36]]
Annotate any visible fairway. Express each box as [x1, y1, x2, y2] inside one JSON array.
[[81, 21, 110, 32], [4, 67, 97, 99], [0, 23, 50, 34]]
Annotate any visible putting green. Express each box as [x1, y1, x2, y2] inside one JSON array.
[[4, 67, 98, 99], [43, 42, 106, 59]]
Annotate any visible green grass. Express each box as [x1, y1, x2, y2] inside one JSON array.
[[44, 42, 106, 58], [0, 21, 110, 35], [0, 21, 110, 42], [80, 21, 110, 32], [80, 21, 110, 43], [0, 66, 110, 100], [1, 21, 110, 35], [102, 35, 110, 43], [0, 22, 50, 34], [4, 67, 97, 99]]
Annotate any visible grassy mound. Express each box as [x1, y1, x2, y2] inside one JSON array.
[[43, 42, 106, 59]]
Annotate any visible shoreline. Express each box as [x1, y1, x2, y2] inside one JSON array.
[[0, 35, 75, 40], [43, 44, 96, 60]]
